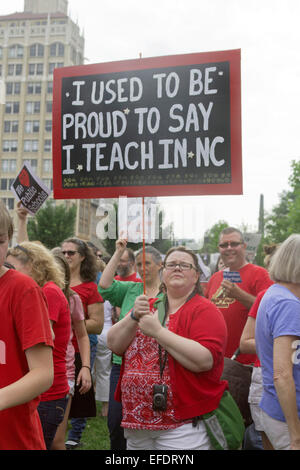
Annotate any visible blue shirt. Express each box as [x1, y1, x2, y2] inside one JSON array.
[[255, 284, 300, 421]]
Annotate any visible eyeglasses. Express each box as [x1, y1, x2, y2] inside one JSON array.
[[219, 242, 243, 249], [62, 250, 78, 257], [164, 262, 196, 271]]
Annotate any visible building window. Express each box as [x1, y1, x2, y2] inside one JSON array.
[[48, 62, 64, 75], [45, 120, 52, 132], [46, 101, 52, 113], [24, 120, 40, 133], [29, 43, 44, 57], [23, 159, 38, 171], [1, 159, 17, 173], [47, 81, 53, 93], [26, 101, 40, 114], [24, 140, 39, 152], [8, 64, 22, 76], [8, 44, 24, 58], [3, 140, 18, 152], [42, 178, 53, 190], [28, 63, 43, 75], [6, 82, 21, 95], [1, 178, 15, 190], [43, 159, 52, 173], [1, 198, 15, 210], [5, 102, 20, 114], [44, 139, 52, 152], [50, 42, 64, 57], [4, 121, 19, 133], [27, 82, 42, 94]]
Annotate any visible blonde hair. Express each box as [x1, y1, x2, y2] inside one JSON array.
[[8, 241, 65, 288], [0, 201, 14, 240], [269, 234, 300, 284]]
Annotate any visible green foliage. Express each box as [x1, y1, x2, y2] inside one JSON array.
[[67, 402, 110, 450], [80, 403, 110, 450], [265, 160, 300, 243], [201, 220, 229, 254], [27, 200, 76, 249]]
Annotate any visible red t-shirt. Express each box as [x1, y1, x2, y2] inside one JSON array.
[[114, 272, 142, 282], [0, 270, 53, 450], [71, 282, 103, 352], [40, 281, 71, 401], [118, 295, 228, 424], [205, 264, 273, 364]]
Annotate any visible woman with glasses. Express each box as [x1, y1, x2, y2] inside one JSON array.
[[0, 202, 53, 450], [61, 237, 104, 448], [7, 241, 71, 450], [98, 239, 163, 450], [107, 245, 229, 450]]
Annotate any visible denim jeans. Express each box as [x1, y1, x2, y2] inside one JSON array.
[[242, 423, 263, 450], [38, 396, 68, 450], [67, 341, 97, 443], [107, 363, 126, 450]]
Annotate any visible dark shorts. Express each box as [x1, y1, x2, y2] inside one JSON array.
[[38, 396, 68, 450]]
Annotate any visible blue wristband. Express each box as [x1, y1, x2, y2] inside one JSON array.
[[130, 310, 139, 322]]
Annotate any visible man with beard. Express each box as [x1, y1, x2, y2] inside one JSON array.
[[114, 248, 140, 282]]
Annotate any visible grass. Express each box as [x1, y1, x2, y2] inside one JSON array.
[[69, 401, 110, 450]]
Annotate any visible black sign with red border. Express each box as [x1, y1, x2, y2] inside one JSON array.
[[53, 49, 242, 199]]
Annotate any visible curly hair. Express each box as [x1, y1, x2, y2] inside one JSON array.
[[7, 241, 65, 288], [62, 238, 98, 282]]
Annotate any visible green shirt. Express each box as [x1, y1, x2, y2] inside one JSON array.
[[98, 279, 162, 365]]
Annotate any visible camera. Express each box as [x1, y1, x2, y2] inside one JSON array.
[[152, 384, 168, 411]]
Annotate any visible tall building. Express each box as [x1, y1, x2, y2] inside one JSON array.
[[0, 0, 104, 249]]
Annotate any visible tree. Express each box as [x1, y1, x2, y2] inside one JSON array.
[[201, 220, 229, 254], [27, 200, 77, 249], [265, 160, 300, 243]]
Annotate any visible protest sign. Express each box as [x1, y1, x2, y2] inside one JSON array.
[[53, 49, 242, 199], [244, 233, 262, 262], [223, 270, 242, 283], [11, 163, 51, 215]]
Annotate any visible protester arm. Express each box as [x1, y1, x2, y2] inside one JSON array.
[[85, 302, 104, 334], [139, 311, 213, 372], [98, 239, 127, 289], [273, 335, 300, 450], [240, 316, 256, 354], [16, 202, 29, 243], [106, 312, 139, 355], [0, 343, 53, 411], [74, 319, 91, 394]]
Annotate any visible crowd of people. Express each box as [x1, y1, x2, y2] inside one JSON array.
[[0, 199, 300, 451]]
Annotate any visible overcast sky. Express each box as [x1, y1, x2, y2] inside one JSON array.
[[2, 0, 300, 241]]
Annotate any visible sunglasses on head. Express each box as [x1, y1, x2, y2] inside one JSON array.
[[62, 250, 78, 257]]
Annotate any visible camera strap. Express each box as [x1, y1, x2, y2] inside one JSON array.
[[156, 289, 198, 380]]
